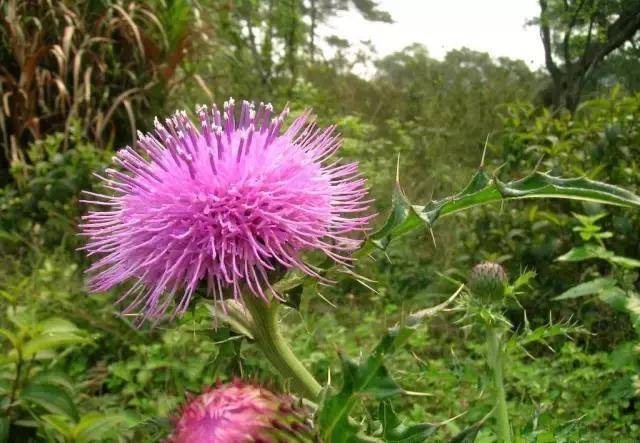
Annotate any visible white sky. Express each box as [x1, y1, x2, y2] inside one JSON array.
[[320, 0, 545, 69]]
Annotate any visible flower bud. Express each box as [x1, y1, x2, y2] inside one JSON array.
[[468, 261, 508, 301], [168, 379, 316, 442]]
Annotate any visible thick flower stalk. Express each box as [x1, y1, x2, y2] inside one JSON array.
[[168, 379, 316, 442], [80, 99, 371, 321], [468, 261, 512, 443]]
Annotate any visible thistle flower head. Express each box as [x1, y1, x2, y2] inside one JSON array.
[[168, 379, 315, 443], [468, 261, 508, 301], [81, 100, 371, 321]]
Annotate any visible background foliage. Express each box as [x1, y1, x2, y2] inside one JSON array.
[[1, 0, 640, 441]]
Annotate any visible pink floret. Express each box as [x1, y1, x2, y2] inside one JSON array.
[[168, 380, 307, 443], [80, 99, 371, 321]]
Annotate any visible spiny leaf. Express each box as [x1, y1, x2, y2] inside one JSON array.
[[340, 355, 404, 400], [447, 423, 482, 443], [369, 181, 422, 251], [317, 288, 462, 442], [316, 326, 417, 442], [378, 401, 437, 442], [509, 320, 585, 352], [368, 168, 640, 251], [277, 167, 640, 301]]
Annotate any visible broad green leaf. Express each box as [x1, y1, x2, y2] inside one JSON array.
[[73, 412, 135, 443], [553, 278, 618, 300], [41, 414, 73, 437], [37, 318, 82, 334], [609, 255, 640, 268], [598, 286, 628, 311], [0, 328, 20, 351], [3, 317, 91, 363], [621, 292, 640, 334], [12, 318, 92, 361], [21, 382, 79, 421], [556, 244, 611, 262], [21, 333, 91, 360], [557, 245, 640, 268], [29, 371, 75, 392], [573, 212, 608, 226]]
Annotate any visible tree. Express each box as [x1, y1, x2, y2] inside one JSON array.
[[537, 0, 640, 111], [202, 0, 390, 100], [305, 0, 392, 61]]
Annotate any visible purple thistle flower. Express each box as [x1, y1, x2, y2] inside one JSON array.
[[168, 379, 315, 442], [80, 99, 371, 321]]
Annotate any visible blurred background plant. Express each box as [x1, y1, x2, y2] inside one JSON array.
[[0, 0, 212, 183], [1, 0, 640, 441]]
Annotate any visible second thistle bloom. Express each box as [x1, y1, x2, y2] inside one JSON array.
[[168, 380, 315, 442], [81, 99, 371, 320]]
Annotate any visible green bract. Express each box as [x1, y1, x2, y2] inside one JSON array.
[[468, 262, 508, 302]]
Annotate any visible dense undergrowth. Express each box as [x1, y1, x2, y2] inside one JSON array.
[[2, 90, 639, 441], [2, 0, 640, 441]]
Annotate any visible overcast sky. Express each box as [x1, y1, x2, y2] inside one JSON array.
[[320, 0, 545, 69]]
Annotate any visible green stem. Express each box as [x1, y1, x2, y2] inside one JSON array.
[[242, 294, 322, 400], [487, 327, 511, 443]]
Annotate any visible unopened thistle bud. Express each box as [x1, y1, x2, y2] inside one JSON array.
[[168, 379, 316, 442], [468, 261, 508, 301]]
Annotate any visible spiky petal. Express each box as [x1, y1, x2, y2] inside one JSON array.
[[168, 379, 316, 443], [80, 100, 371, 321]]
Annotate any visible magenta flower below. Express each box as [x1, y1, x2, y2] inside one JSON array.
[[81, 99, 371, 321], [168, 380, 315, 442]]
